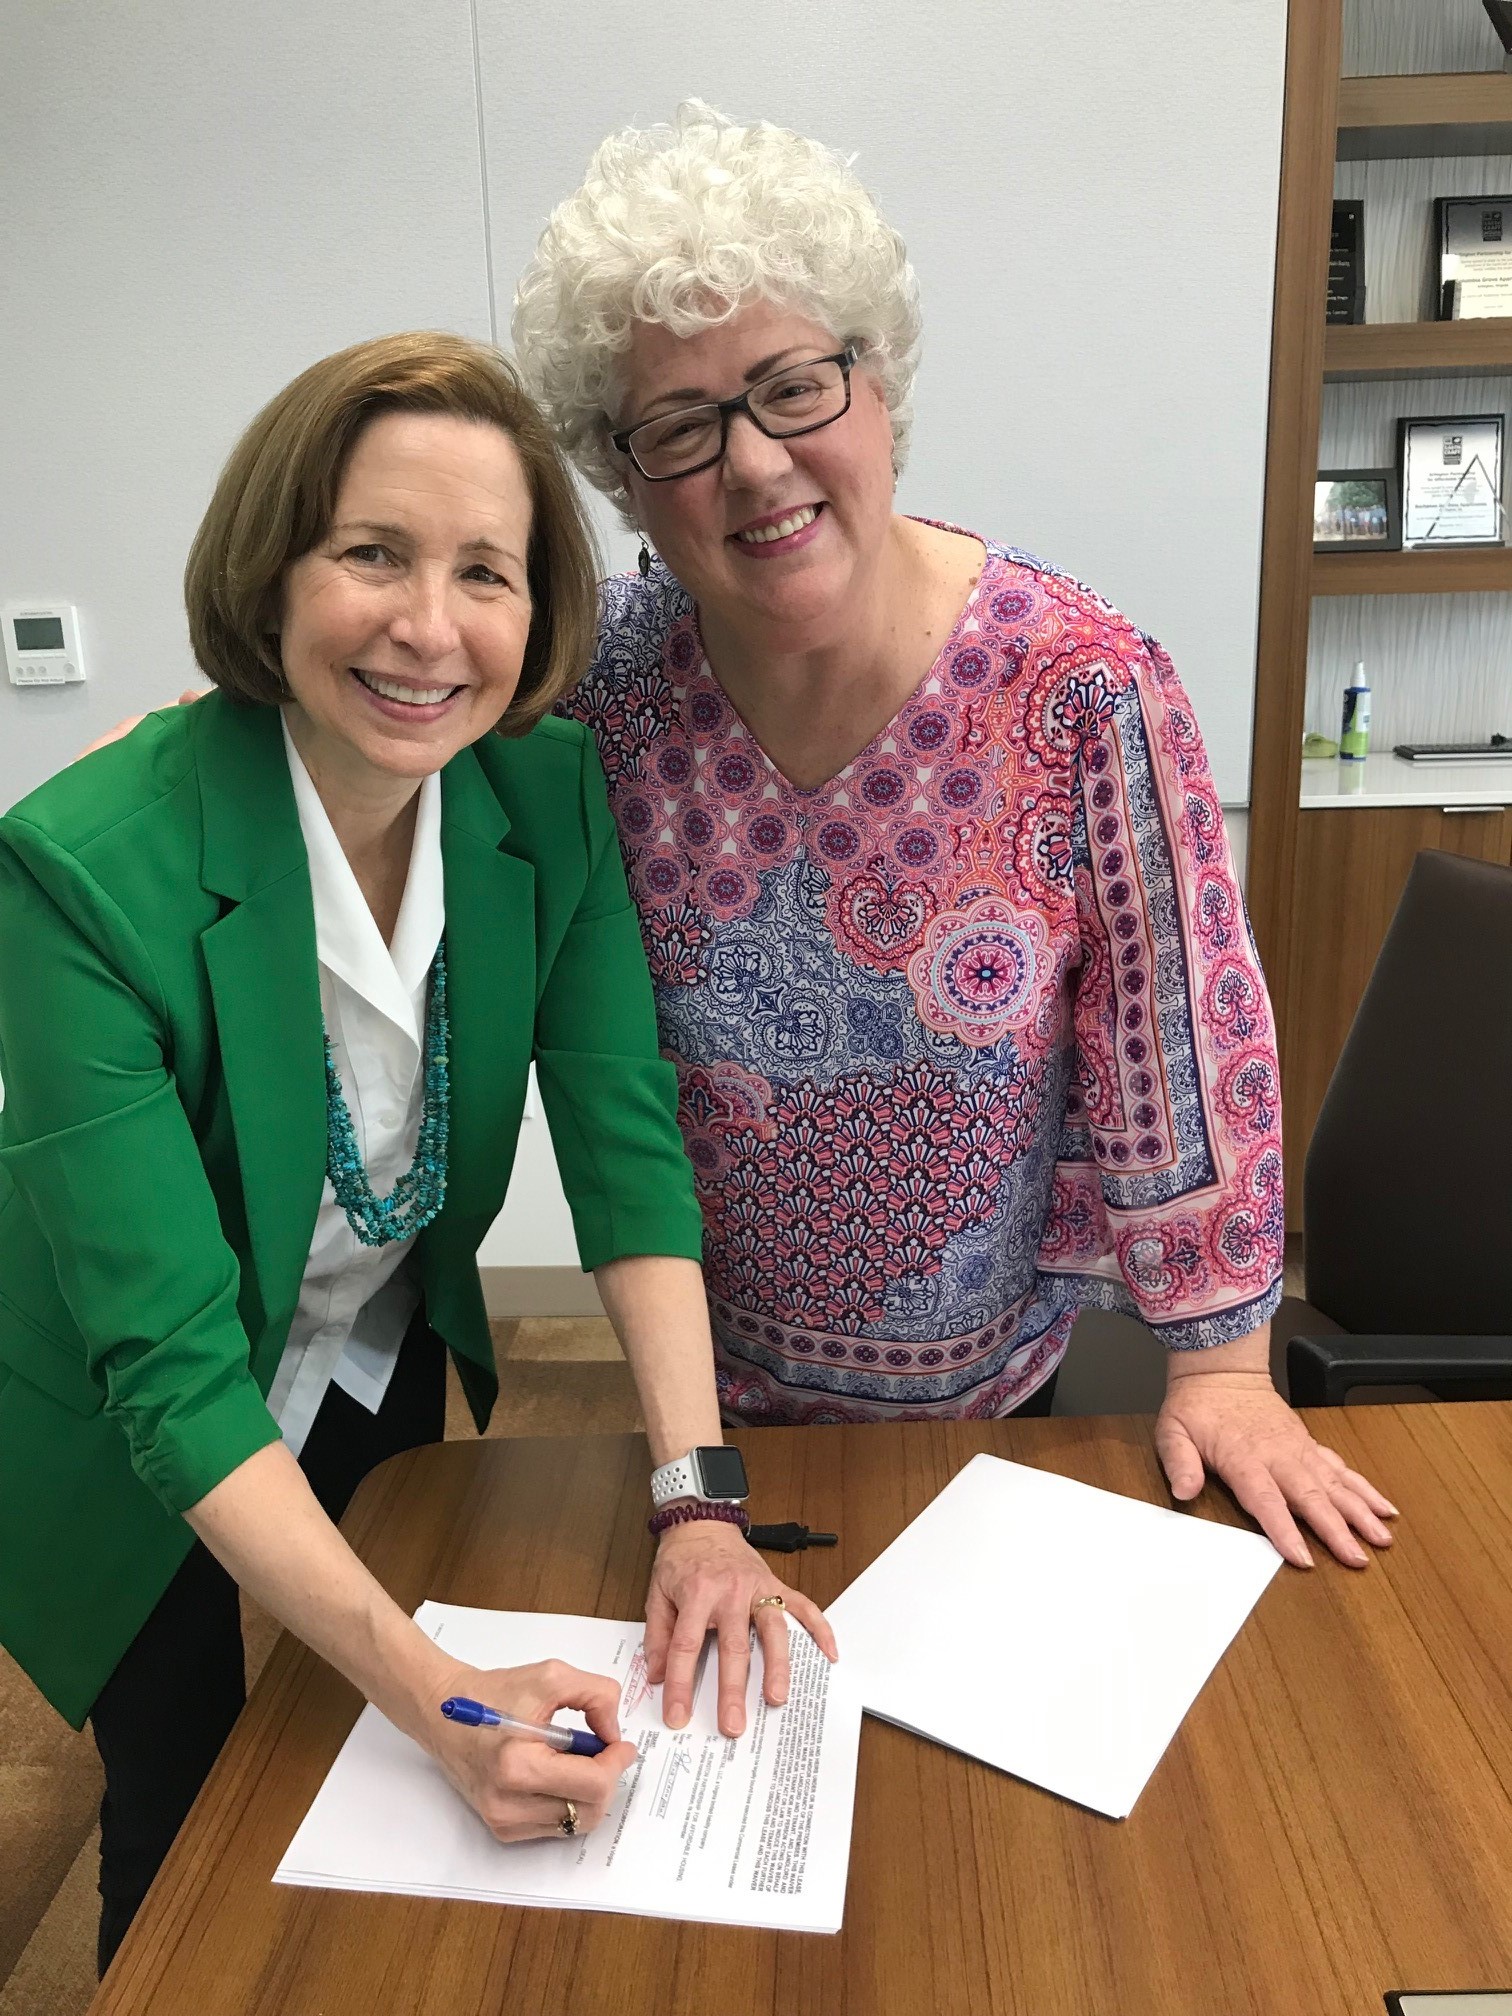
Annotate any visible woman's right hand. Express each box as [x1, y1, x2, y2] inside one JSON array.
[[77, 686, 205, 760], [424, 1658, 639, 1844]]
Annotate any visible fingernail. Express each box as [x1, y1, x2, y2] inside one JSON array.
[[1383, 1501, 1400, 1517], [1298, 1547, 1315, 1569], [1350, 1548, 1369, 1568], [666, 1705, 687, 1728]]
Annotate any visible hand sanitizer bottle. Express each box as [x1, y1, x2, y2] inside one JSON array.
[[1340, 662, 1371, 763]]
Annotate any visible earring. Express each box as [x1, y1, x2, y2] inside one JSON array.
[[637, 534, 652, 579]]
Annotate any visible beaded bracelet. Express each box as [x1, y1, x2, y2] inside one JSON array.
[[647, 1500, 751, 1539]]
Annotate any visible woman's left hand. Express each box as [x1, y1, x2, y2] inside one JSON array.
[[1155, 1368, 1399, 1568], [644, 1519, 838, 1737]]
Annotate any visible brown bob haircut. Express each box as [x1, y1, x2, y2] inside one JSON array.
[[184, 331, 600, 736]]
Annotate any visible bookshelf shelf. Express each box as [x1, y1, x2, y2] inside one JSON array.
[[1323, 318, 1512, 381], [1312, 546, 1512, 595], [1337, 71, 1512, 160]]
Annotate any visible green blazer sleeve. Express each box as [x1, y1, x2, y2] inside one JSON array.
[[0, 819, 282, 1513], [532, 733, 705, 1271]]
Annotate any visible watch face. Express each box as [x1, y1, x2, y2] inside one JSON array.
[[695, 1445, 749, 1499]]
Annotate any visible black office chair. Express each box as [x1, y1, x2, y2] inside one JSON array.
[[1281, 849, 1512, 1406]]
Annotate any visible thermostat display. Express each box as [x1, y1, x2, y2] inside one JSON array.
[[3, 603, 86, 686], [14, 616, 66, 652]]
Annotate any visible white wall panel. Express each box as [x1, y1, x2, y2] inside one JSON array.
[[473, 0, 1287, 807], [0, 0, 492, 806]]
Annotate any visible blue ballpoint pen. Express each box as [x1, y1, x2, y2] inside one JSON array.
[[439, 1696, 607, 1756]]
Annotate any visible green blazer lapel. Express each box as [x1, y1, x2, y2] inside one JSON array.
[[434, 745, 537, 1218], [195, 699, 327, 1357]]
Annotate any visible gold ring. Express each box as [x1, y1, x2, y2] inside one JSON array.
[[752, 1594, 787, 1612], [559, 1798, 578, 1838]]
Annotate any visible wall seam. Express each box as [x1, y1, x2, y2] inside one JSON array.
[[467, 0, 499, 344]]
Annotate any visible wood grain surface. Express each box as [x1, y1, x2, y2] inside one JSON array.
[[1312, 547, 1512, 596], [90, 1408, 1512, 2016], [1336, 71, 1512, 161], [1247, 0, 1342, 991], [1323, 318, 1512, 383]]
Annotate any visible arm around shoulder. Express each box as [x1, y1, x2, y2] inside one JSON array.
[[531, 733, 704, 1271]]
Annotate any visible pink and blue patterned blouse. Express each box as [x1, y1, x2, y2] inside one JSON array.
[[557, 533, 1284, 1424]]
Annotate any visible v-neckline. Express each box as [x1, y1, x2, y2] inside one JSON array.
[[685, 525, 994, 801]]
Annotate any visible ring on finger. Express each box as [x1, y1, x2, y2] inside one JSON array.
[[752, 1594, 786, 1614], [559, 1798, 578, 1838]]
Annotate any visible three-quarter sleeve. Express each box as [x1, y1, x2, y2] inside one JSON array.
[[532, 736, 706, 1272], [0, 821, 282, 1507], [1036, 632, 1285, 1348]]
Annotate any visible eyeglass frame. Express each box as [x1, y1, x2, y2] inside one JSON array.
[[609, 346, 860, 482]]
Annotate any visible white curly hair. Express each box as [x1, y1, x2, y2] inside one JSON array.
[[511, 101, 923, 521]]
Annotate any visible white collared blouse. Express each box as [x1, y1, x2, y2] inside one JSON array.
[[265, 718, 444, 1457]]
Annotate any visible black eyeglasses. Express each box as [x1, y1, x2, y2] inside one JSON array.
[[610, 347, 858, 482]]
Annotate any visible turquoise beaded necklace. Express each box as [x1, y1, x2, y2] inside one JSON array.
[[324, 941, 450, 1247]]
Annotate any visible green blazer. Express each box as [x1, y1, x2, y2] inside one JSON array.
[[0, 693, 703, 1727]]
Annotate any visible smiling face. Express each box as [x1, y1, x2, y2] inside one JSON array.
[[614, 298, 897, 648], [277, 409, 535, 792]]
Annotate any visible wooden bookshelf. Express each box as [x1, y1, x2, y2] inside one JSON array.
[[1252, 35, 1512, 1225], [1312, 546, 1512, 596], [1337, 71, 1512, 159], [1323, 318, 1512, 381]]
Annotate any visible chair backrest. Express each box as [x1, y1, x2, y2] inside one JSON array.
[[1304, 848, 1512, 1336]]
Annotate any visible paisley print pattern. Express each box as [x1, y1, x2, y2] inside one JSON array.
[[558, 529, 1284, 1423]]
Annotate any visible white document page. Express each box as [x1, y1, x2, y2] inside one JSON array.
[[275, 1601, 861, 1934], [827, 1452, 1281, 1819]]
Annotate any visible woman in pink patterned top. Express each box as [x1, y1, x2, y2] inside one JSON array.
[[514, 103, 1397, 1570]]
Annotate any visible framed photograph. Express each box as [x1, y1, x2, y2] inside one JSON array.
[[1435, 194, 1512, 319], [1313, 467, 1400, 551], [1398, 414, 1505, 547]]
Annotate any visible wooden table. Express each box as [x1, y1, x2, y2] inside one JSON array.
[[91, 1406, 1512, 2015]]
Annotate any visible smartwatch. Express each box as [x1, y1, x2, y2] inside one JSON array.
[[650, 1445, 750, 1509]]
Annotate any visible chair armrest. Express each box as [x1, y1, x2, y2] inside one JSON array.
[[1287, 1334, 1512, 1407]]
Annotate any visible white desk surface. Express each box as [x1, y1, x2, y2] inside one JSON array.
[[1300, 753, 1512, 810]]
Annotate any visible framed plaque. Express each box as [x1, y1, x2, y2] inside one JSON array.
[[1327, 200, 1365, 324], [1313, 467, 1400, 551], [1435, 195, 1512, 319], [1484, 0, 1512, 65], [1397, 414, 1504, 547]]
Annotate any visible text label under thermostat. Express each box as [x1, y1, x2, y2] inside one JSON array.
[[3, 603, 86, 686]]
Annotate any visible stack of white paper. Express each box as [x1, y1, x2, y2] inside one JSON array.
[[276, 1601, 862, 1933], [827, 1452, 1282, 1818]]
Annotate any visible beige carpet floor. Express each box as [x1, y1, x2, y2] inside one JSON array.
[[0, 1316, 631, 2016]]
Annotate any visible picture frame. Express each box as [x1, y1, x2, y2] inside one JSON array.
[[1434, 194, 1512, 319], [1313, 467, 1401, 551], [1397, 413, 1505, 547], [1483, 0, 1512, 64]]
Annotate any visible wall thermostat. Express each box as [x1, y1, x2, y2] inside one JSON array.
[[4, 603, 86, 686]]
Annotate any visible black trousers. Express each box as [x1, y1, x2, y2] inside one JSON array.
[[88, 1317, 445, 1978], [1011, 1366, 1058, 1418]]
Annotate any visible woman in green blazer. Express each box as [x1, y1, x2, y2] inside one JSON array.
[[0, 333, 831, 1972]]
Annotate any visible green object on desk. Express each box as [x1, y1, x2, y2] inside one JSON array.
[[1302, 732, 1339, 759]]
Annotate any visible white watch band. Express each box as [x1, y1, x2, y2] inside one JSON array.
[[650, 1453, 701, 1507]]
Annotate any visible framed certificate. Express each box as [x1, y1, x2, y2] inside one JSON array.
[[1435, 195, 1512, 319], [1398, 414, 1504, 547]]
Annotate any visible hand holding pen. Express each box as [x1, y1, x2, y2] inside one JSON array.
[[442, 1694, 608, 1756], [427, 1661, 637, 1846]]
